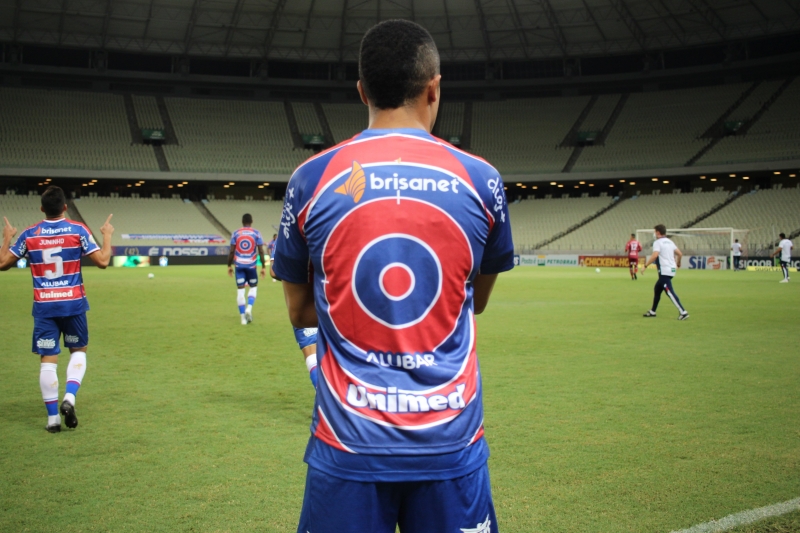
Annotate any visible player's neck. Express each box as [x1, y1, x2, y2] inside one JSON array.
[[367, 103, 432, 133]]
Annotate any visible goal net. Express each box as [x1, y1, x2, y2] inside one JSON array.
[[635, 228, 750, 270]]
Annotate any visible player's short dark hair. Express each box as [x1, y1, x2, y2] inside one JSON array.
[[779, 233, 786, 239], [41, 186, 66, 218], [630, 233, 635, 238], [654, 224, 667, 236], [735, 239, 739, 242], [359, 20, 440, 110], [242, 213, 253, 225]]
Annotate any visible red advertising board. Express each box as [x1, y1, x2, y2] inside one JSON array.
[[579, 256, 644, 268]]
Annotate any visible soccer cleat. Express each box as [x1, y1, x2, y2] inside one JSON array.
[[779, 279, 789, 283], [634, 274, 638, 280], [643, 311, 656, 317], [45, 423, 61, 433], [245, 309, 253, 323], [60, 400, 78, 429], [678, 312, 690, 321], [241, 316, 248, 325]]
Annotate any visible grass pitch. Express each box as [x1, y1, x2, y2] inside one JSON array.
[[0, 266, 798, 533]]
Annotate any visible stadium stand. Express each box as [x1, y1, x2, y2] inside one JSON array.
[[579, 94, 619, 134], [74, 196, 221, 246], [0, 88, 160, 171], [132, 95, 164, 130], [203, 199, 285, 239], [470, 96, 590, 173], [543, 190, 730, 252], [436, 102, 464, 140], [162, 98, 313, 174], [292, 102, 323, 136], [692, 186, 800, 253], [322, 103, 369, 144], [573, 85, 747, 172], [508, 196, 614, 251], [697, 79, 800, 166], [0, 193, 49, 233]]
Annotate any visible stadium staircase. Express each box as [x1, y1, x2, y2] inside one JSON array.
[[532, 196, 626, 250], [155, 96, 180, 145], [66, 198, 89, 228], [314, 102, 335, 148], [461, 102, 473, 150], [193, 201, 231, 238], [681, 189, 742, 228], [284, 101, 304, 149], [560, 96, 598, 173], [122, 95, 144, 144], [597, 94, 628, 146], [686, 78, 794, 166]]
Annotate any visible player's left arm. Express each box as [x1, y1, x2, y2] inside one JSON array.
[[283, 280, 316, 328], [473, 274, 498, 315], [227, 245, 236, 277], [86, 215, 114, 269], [0, 217, 19, 271], [643, 251, 659, 272], [258, 244, 267, 278], [674, 247, 683, 268]]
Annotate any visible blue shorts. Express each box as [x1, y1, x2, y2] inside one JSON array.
[[32, 314, 89, 356], [297, 463, 498, 533], [235, 266, 258, 288], [293, 327, 318, 349]]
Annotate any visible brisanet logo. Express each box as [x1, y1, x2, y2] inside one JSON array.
[[39, 226, 73, 235], [369, 172, 461, 194]]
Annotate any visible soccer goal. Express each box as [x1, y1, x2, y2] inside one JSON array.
[[635, 227, 750, 270]]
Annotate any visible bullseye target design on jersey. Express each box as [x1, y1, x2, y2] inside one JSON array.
[[322, 197, 473, 354], [235, 235, 256, 255]]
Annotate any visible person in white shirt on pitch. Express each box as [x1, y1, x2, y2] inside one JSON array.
[[731, 239, 743, 271], [770, 233, 793, 283], [642, 224, 689, 320]]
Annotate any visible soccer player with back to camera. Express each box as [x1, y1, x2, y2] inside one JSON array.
[[731, 238, 743, 271], [625, 233, 642, 280], [272, 20, 514, 533], [770, 233, 793, 283], [0, 186, 114, 432], [642, 224, 689, 320], [227, 213, 266, 325]]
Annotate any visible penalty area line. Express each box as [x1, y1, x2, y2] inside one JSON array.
[[670, 497, 800, 533]]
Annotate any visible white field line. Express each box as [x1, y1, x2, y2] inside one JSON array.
[[670, 497, 800, 533]]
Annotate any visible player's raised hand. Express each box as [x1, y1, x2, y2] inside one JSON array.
[[3, 216, 17, 241], [100, 214, 114, 236]]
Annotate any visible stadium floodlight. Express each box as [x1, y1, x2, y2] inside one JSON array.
[[635, 227, 749, 270]]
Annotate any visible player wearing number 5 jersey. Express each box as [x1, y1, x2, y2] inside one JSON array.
[[0, 186, 113, 433], [273, 20, 514, 533]]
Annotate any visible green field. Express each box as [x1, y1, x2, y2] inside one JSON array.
[[1, 266, 798, 533]]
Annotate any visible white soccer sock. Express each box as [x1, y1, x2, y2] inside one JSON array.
[[247, 286, 257, 309], [64, 351, 87, 406], [40, 362, 60, 426], [237, 288, 246, 312], [305, 353, 318, 373]]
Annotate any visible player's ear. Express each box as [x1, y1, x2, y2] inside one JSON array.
[[427, 75, 441, 105], [356, 80, 369, 106], [62, 204, 68, 215]]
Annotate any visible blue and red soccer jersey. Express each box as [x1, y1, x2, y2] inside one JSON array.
[[273, 129, 514, 481], [10, 218, 100, 318], [230, 227, 264, 268]]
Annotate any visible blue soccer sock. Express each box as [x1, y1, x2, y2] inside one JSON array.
[[63, 351, 86, 406], [305, 353, 318, 388], [40, 362, 60, 425], [237, 288, 246, 315]]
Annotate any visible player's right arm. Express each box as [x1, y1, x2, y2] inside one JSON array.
[[0, 217, 19, 271], [473, 274, 498, 315], [674, 247, 683, 269], [86, 214, 114, 269], [227, 244, 235, 277], [283, 280, 316, 329]]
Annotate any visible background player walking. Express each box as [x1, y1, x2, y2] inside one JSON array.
[[273, 19, 514, 533], [731, 239, 743, 271], [0, 186, 113, 432], [625, 233, 642, 280], [771, 233, 793, 282], [642, 224, 689, 320], [227, 214, 266, 325]]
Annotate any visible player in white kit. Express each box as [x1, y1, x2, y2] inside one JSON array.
[[642, 224, 689, 320], [771, 233, 793, 282]]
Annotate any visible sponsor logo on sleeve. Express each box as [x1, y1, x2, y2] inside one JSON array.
[[487, 177, 506, 222]]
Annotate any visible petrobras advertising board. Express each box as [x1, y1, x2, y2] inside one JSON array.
[[513, 254, 579, 266], [682, 256, 727, 270], [112, 245, 231, 257]]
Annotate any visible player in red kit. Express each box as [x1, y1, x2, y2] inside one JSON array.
[[625, 233, 642, 280]]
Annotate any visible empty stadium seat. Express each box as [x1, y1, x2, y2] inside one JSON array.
[[203, 199, 285, 240]]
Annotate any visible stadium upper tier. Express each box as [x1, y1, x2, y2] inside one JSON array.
[[162, 98, 313, 174], [0, 88, 159, 172], [542, 191, 730, 252], [322, 103, 369, 144], [203, 200, 285, 240], [693, 187, 800, 253], [471, 96, 588, 173], [0, 193, 51, 233], [508, 196, 613, 251], [74, 196, 221, 246]]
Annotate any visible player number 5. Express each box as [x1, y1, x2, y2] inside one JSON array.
[[43, 247, 64, 280]]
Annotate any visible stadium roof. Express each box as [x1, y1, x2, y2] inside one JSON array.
[[1, 0, 799, 63]]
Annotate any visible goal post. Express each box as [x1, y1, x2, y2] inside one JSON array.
[[635, 228, 750, 270]]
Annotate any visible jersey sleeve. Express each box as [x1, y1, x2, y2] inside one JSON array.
[[273, 173, 311, 283], [256, 232, 264, 247], [652, 240, 661, 253], [229, 232, 237, 247], [8, 229, 28, 258], [477, 170, 514, 275], [79, 226, 100, 255]]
